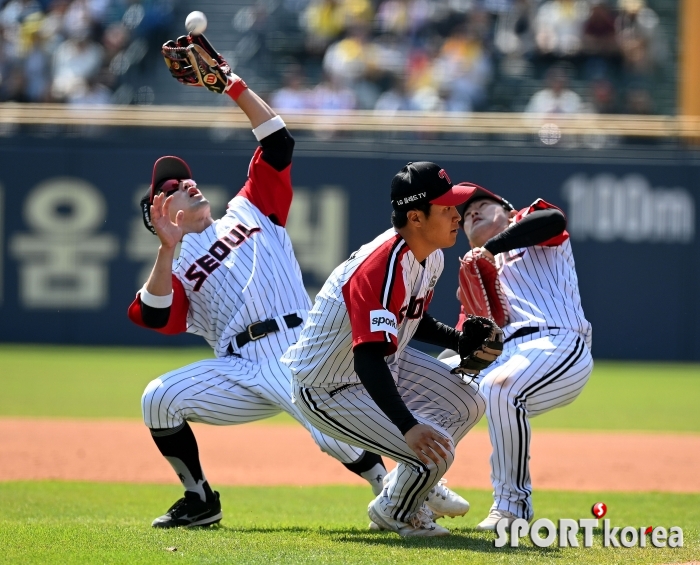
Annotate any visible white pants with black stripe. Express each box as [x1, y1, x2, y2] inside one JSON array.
[[142, 356, 364, 464], [445, 329, 593, 520], [293, 347, 486, 523]]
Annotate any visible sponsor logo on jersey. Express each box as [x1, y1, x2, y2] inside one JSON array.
[[370, 309, 398, 336]]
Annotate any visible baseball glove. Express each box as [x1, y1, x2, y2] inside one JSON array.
[[451, 315, 504, 378], [161, 34, 241, 94], [457, 248, 509, 328]]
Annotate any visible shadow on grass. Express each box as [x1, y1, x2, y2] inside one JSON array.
[[214, 525, 562, 555], [331, 531, 562, 555]]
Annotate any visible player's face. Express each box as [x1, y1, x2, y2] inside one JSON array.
[[462, 198, 512, 247], [421, 204, 462, 249], [165, 180, 211, 227]]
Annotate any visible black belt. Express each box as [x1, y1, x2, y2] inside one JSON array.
[[504, 326, 560, 344], [231, 313, 304, 351]]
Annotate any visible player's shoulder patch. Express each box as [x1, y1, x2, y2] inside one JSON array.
[[369, 309, 398, 336]]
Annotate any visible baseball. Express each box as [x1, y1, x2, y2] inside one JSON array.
[[185, 11, 207, 35]]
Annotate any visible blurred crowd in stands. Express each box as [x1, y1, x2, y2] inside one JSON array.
[[0, 0, 672, 114], [0, 0, 172, 103], [267, 0, 670, 114]]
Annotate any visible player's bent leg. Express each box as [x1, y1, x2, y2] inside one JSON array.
[[142, 357, 281, 528], [253, 358, 387, 493], [293, 380, 453, 534], [396, 347, 486, 445], [480, 331, 590, 522], [142, 357, 281, 429], [393, 347, 483, 518], [526, 340, 593, 417]]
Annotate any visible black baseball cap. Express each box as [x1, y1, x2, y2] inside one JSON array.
[[140, 156, 193, 235], [390, 162, 472, 211], [150, 156, 192, 203], [456, 182, 515, 222]]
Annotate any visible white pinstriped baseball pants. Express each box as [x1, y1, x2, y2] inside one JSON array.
[[293, 347, 486, 523], [142, 356, 364, 464], [445, 329, 593, 520]]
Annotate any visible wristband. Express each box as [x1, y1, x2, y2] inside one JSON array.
[[226, 76, 248, 101]]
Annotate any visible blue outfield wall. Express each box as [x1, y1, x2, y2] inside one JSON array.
[[0, 131, 698, 360]]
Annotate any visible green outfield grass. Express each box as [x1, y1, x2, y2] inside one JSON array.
[[0, 482, 697, 565], [1, 345, 698, 433]]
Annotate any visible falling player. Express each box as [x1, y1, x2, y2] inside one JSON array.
[[127, 32, 386, 528], [283, 162, 504, 538], [443, 183, 593, 530]]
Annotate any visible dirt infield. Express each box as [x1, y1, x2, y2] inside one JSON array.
[[1, 418, 699, 492]]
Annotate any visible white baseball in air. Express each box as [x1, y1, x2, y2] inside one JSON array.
[[185, 11, 207, 35]]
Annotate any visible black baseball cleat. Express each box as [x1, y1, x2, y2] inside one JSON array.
[[151, 491, 222, 528]]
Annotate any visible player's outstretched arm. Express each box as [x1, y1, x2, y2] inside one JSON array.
[[161, 33, 295, 225]]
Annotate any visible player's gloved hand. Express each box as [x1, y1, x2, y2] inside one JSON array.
[[161, 36, 197, 87], [161, 34, 247, 96], [451, 315, 504, 379], [458, 248, 508, 327]]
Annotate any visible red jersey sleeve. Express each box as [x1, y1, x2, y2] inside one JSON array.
[[127, 276, 189, 335], [515, 198, 569, 246], [238, 147, 293, 227], [342, 240, 407, 356]]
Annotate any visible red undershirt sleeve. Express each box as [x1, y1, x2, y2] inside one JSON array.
[[127, 276, 189, 335]]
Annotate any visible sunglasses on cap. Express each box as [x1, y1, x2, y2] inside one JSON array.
[[154, 179, 196, 199]]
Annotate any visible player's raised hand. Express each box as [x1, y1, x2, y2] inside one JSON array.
[[404, 424, 452, 466], [150, 192, 183, 249], [162, 33, 243, 95]]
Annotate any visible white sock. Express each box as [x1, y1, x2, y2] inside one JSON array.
[[361, 463, 388, 496]]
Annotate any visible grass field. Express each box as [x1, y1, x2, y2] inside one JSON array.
[[0, 482, 698, 565], [1, 344, 699, 432], [1, 345, 699, 564]]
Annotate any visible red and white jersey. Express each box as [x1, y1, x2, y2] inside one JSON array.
[[459, 199, 591, 346], [129, 146, 311, 361], [282, 228, 443, 387]]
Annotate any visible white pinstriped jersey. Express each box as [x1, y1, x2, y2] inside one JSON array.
[[497, 237, 591, 343], [497, 199, 591, 344], [129, 143, 312, 361], [174, 195, 311, 360], [282, 228, 443, 387], [457, 199, 591, 345]]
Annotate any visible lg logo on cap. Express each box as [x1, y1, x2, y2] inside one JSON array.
[[438, 169, 451, 184]]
